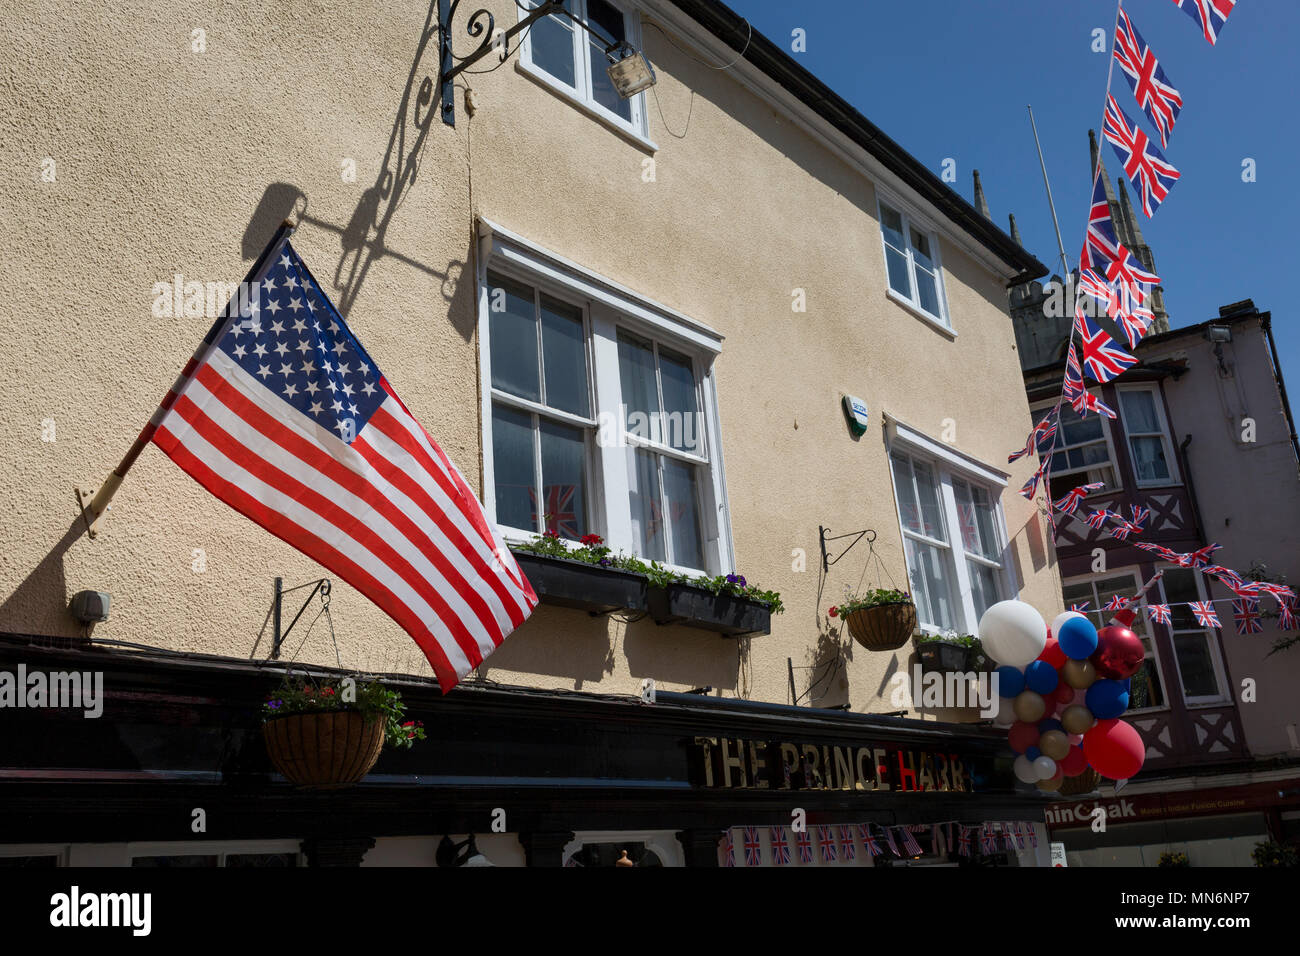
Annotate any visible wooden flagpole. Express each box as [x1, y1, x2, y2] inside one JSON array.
[[75, 219, 298, 538]]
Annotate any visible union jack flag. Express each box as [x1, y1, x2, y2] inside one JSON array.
[[742, 826, 762, 866], [769, 826, 790, 865], [1178, 542, 1222, 569], [859, 824, 882, 857], [1279, 597, 1298, 631], [1115, 301, 1155, 351], [795, 827, 812, 864], [1019, 459, 1050, 501], [1232, 597, 1262, 635], [1001, 825, 1017, 852], [1082, 176, 1121, 273], [957, 827, 971, 857], [720, 829, 735, 867], [1064, 341, 1084, 397], [1114, 10, 1183, 148], [1028, 825, 1038, 849], [1103, 94, 1181, 217], [1054, 481, 1104, 515], [1128, 505, 1150, 532], [1087, 509, 1120, 530], [1229, 581, 1265, 600], [1172, 0, 1235, 46], [883, 826, 900, 857], [899, 826, 923, 856], [981, 824, 997, 855], [1105, 594, 1128, 611], [1136, 541, 1180, 562], [1190, 600, 1221, 628], [529, 484, 580, 539], [1072, 386, 1118, 420], [1070, 602, 1091, 614], [1202, 565, 1244, 590], [1077, 268, 1114, 310], [1110, 520, 1138, 541], [1009, 413, 1059, 463], [1077, 310, 1138, 383], [817, 826, 837, 863], [839, 826, 857, 862], [1147, 603, 1172, 625], [1257, 582, 1297, 602], [1014, 822, 1026, 850]]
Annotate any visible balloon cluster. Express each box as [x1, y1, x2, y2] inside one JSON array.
[[978, 600, 1147, 792]]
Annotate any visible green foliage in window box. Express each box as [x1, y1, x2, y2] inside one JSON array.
[[1251, 840, 1299, 868], [1157, 851, 1189, 868], [262, 675, 426, 750], [913, 632, 989, 670], [828, 587, 913, 618]]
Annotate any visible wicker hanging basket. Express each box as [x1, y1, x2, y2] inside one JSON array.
[[1058, 767, 1101, 797], [845, 602, 917, 652], [262, 710, 385, 790]]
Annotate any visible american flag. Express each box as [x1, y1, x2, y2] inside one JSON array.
[[1054, 482, 1104, 516], [899, 826, 923, 856], [859, 824, 882, 857], [1190, 601, 1221, 628], [720, 829, 735, 867], [149, 237, 537, 692], [1147, 603, 1172, 625], [1076, 311, 1138, 383], [839, 826, 857, 862], [1232, 598, 1262, 635], [795, 828, 813, 864], [817, 826, 837, 863], [529, 484, 580, 539], [1009, 414, 1058, 464], [769, 826, 790, 865], [1114, 9, 1183, 148], [1172, 0, 1235, 46], [883, 826, 900, 857], [742, 826, 763, 866], [1103, 94, 1181, 217]]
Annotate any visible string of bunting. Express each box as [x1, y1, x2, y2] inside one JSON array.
[[719, 821, 1038, 866]]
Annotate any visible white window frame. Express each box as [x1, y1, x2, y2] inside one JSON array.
[[126, 840, 304, 867], [1031, 397, 1123, 497], [517, 0, 656, 148], [876, 190, 953, 335], [1155, 564, 1230, 706], [1116, 384, 1182, 489], [885, 416, 1014, 634], [477, 219, 732, 578], [1060, 567, 1167, 715]]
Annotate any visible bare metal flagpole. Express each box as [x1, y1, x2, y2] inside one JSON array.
[[74, 218, 299, 538], [1028, 104, 1070, 278]]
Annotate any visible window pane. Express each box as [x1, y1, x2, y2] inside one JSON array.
[[1062, 582, 1093, 612], [628, 447, 664, 562], [913, 265, 941, 317], [912, 460, 946, 542], [1131, 654, 1165, 709], [1174, 633, 1220, 698], [891, 454, 922, 535], [885, 246, 911, 297], [954, 480, 998, 561], [540, 294, 589, 416], [906, 538, 955, 631], [1162, 568, 1201, 630], [487, 273, 540, 402], [1120, 389, 1161, 432], [492, 403, 536, 531], [529, 0, 576, 88], [880, 205, 906, 249], [662, 457, 705, 569], [618, 331, 658, 441], [1130, 436, 1170, 481], [589, 38, 633, 120], [538, 419, 588, 539], [967, 561, 1000, 621], [658, 346, 701, 454], [910, 229, 935, 271]]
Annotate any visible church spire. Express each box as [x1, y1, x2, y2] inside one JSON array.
[[972, 169, 991, 219]]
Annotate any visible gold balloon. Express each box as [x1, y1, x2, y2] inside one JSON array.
[[1061, 704, 1096, 735], [1039, 729, 1071, 761], [1037, 771, 1064, 792], [1063, 658, 1097, 689], [1013, 690, 1046, 723]]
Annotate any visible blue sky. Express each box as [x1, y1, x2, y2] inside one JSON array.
[[729, 0, 1298, 384]]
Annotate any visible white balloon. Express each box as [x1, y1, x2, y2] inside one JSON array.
[[1051, 610, 1087, 640], [1032, 755, 1058, 780], [1013, 755, 1038, 784], [978, 600, 1048, 668], [993, 697, 1016, 727]]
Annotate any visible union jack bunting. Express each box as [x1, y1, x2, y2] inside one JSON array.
[[981, 824, 997, 855], [769, 826, 790, 865], [899, 826, 923, 856], [1077, 268, 1114, 310], [1082, 175, 1121, 273], [1115, 302, 1155, 351], [1009, 413, 1059, 464], [1054, 482, 1104, 515], [1014, 823, 1027, 850], [817, 825, 837, 863], [1103, 94, 1181, 217], [883, 826, 900, 857], [1128, 505, 1150, 532], [1136, 541, 1180, 562], [742, 826, 762, 867], [1228, 581, 1266, 600], [1172, 0, 1235, 46], [1064, 342, 1084, 397], [1257, 582, 1297, 602], [839, 826, 857, 862], [1105, 594, 1128, 611], [1070, 602, 1091, 614], [795, 827, 812, 864], [720, 829, 735, 867], [1178, 542, 1222, 569], [1232, 597, 1262, 635], [1114, 9, 1183, 148], [1087, 509, 1121, 530], [1202, 565, 1244, 590], [1147, 603, 1172, 625], [1110, 519, 1139, 541], [1279, 597, 1298, 631], [1190, 601, 1221, 628], [1077, 311, 1138, 383], [1019, 458, 1050, 501], [957, 827, 972, 857], [1072, 386, 1118, 420], [1028, 825, 1038, 849], [859, 824, 882, 857]]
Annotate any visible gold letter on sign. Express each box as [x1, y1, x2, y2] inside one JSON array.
[[721, 738, 748, 788], [694, 737, 717, 787]]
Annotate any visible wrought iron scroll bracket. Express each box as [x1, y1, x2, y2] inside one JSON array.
[[819, 526, 876, 575]]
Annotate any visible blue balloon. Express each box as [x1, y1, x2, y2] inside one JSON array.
[[1086, 679, 1130, 719], [1026, 746, 1042, 761], [1025, 660, 1059, 695], [1038, 718, 1064, 734], [996, 665, 1025, 698], [1058, 616, 1099, 660]]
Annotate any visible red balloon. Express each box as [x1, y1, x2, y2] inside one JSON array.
[[1037, 636, 1068, 670], [1091, 626, 1146, 680], [1008, 721, 1040, 754], [1082, 718, 1145, 780], [1060, 745, 1088, 776]]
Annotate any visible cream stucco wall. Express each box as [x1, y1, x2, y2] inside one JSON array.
[[0, 0, 1061, 712]]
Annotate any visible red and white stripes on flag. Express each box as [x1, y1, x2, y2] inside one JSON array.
[[148, 237, 537, 690]]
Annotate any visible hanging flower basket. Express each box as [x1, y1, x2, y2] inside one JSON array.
[[844, 602, 917, 652], [1058, 767, 1100, 797], [262, 710, 385, 789]]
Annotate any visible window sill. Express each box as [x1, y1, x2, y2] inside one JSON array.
[[886, 288, 955, 339], [515, 60, 659, 154]]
